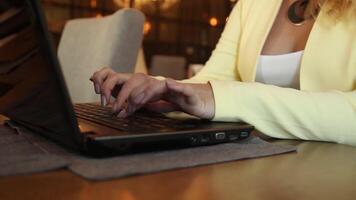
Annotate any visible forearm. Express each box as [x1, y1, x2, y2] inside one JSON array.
[[210, 80, 356, 146]]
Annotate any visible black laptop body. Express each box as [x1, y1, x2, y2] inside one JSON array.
[[0, 0, 254, 155]]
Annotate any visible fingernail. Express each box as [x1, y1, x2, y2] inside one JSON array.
[[101, 95, 107, 106], [117, 109, 126, 118], [95, 84, 100, 94]]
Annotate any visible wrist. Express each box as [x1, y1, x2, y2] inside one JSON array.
[[205, 82, 215, 120], [195, 83, 215, 120]]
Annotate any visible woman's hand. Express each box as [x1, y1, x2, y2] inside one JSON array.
[[90, 67, 215, 119], [162, 79, 215, 119]]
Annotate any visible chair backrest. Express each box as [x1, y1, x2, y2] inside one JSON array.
[[134, 48, 148, 74], [58, 9, 144, 103], [149, 55, 187, 80]]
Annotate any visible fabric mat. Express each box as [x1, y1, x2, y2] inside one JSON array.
[[0, 121, 297, 180], [0, 125, 69, 176]]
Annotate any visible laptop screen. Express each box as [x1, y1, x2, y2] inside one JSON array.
[[0, 0, 80, 146]]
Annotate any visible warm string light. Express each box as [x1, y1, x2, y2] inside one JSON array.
[[114, 0, 178, 9], [114, 0, 131, 8], [143, 21, 152, 34], [112, 1, 223, 34], [90, 0, 97, 8], [209, 17, 218, 27]]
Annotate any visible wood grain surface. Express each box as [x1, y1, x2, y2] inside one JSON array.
[[1, 132, 356, 200]]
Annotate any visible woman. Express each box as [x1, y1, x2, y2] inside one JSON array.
[[90, 0, 356, 146]]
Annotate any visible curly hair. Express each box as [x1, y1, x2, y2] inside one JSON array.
[[307, 0, 355, 18]]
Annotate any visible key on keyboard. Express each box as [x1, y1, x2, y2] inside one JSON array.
[[74, 103, 194, 132]]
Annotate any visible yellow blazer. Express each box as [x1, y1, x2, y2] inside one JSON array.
[[188, 0, 356, 146]]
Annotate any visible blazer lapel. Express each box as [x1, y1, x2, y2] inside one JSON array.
[[300, 7, 356, 91], [237, 0, 282, 82]]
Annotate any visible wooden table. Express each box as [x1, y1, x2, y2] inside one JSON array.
[[1, 127, 356, 200]]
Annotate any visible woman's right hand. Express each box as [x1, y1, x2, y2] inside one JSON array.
[[90, 67, 167, 115]]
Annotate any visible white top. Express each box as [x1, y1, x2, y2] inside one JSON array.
[[255, 51, 304, 89]]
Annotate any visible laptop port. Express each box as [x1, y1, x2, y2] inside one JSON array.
[[200, 136, 210, 143], [240, 131, 249, 138], [215, 132, 226, 140], [190, 136, 199, 145], [228, 133, 239, 141]]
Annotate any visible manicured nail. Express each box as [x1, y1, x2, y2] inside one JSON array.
[[117, 109, 126, 118], [94, 84, 100, 94], [101, 95, 107, 106]]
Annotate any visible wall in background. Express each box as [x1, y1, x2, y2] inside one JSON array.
[[41, 0, 238, 67]]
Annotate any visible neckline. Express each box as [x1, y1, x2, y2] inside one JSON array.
[[249, 0, 325, 84], [261, 50, 304, 57]]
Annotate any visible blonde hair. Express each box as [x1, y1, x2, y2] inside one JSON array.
[[307, 0, 355, 18]]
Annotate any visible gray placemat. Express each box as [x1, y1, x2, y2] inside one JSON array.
[[0, 126, 69, 177], [0, 155, 68, 177], [0, 122, 297, 180]]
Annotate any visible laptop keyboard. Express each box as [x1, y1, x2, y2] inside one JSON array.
[[74, 103, 197, 132]]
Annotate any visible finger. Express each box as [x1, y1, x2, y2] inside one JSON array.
[[112, 83, 146, 113], [139, 80, 167, 105], [117, 108, 128, 118], [116, 101, 129, 117], [90, 67, 113, 86], [127, 85, 148, 110], [144, 100, 181, 113], [115, 73, 148, 110], [124, 84, 154, 116], [127, 102, 138, 117], [90, 67, 114, 96], [123, 78, 167, 114], [117, 101, 138, 118], [95, 83, 101, 94], [101, 73, 127, 105], [108, 96, 116, 105]]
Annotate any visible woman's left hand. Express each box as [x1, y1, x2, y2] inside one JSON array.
[[156, 79, 215, 119]]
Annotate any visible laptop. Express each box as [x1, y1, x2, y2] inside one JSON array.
[[0, 0, 254, 155]]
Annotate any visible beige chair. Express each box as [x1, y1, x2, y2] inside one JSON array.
[[58, 9, 145, 103], [134, 48, 148, 74], [149, 55, 187, 80]]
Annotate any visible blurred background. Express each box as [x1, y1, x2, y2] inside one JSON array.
[[41, 0, 238, 79]]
